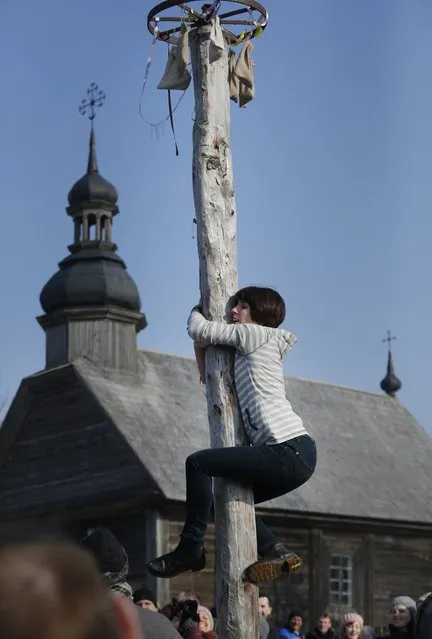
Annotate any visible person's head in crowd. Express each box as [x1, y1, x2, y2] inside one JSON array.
[[0, 538, 141, 639], [389, 596, 416, 629], [287, 610, 303, 634], [317, 613, 332, 634], [81, 528, 133, 599], [176, 600, 214, 636], [340, 613, 364, 639], [133, 585, 158, 612], [197, 605, 214, 633], [417, 594, 432, 610], [259, 595, 273, 618]]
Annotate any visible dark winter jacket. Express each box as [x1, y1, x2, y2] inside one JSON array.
[[306, 629, 336, 639], [381, 622, 416, 639], [264, 619, 278, 639]]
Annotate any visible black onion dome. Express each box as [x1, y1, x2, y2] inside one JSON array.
[[67, 128, 118, 207], [380, 351, 402, 397], [40, 248, 141, 314]]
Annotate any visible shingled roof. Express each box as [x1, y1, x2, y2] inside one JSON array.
[[0, 349, 431, 523]]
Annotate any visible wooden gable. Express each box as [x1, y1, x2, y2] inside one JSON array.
[[0, 363, 158, 519]]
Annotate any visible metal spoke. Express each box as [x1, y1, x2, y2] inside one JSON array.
[[147, 0, 268, 45]]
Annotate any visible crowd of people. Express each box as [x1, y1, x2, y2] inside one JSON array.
[[257, 595, 429, 639], [2, 525, 431, 639]]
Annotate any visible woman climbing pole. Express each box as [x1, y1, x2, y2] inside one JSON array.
[[147, 286, 317, 584]]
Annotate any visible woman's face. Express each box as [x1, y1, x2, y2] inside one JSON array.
[[390, 605, 410, 628], [345, 621, 362, 639], [199, 610, 213, 632], [231, 300, 254, 324], [136, 599, 157, 612]]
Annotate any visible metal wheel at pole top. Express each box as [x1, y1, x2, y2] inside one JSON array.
[[147, 0, 268, 46]]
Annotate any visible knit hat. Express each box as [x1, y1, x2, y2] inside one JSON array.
[[341, 613, 364, 632], [110, 580, 133, 599], [390, 596, 417, 620], [133, 585, 157, 608], [81, 528, 132, 599], [288, 610, 303, 621]]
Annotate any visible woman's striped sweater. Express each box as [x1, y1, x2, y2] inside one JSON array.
[[187, 308, 308, 446]]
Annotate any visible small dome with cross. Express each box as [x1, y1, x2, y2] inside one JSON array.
[[380, 331, 402, 397], [68, 127, 118, 208], [68, 82, 118, 208]]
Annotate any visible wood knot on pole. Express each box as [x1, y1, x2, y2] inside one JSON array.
[[206, 156, 221, 171], [213, 404, 222, 416]]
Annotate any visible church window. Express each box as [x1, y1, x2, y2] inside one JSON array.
[[329, 554, 353, 606]]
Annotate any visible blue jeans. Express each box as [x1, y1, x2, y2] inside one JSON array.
[[181, 435, 317, 553]]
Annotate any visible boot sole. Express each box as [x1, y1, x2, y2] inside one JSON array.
[[242, 554, 303, 585]]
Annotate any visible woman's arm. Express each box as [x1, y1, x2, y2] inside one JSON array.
[[188, 307, 270, 354], [194, 343, 206, 383], [187, 307, 243, 348]]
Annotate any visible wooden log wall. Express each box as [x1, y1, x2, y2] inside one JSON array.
[[157, 513, 432, 629]]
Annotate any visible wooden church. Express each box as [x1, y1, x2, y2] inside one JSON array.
[[1, 121, 431, 629]]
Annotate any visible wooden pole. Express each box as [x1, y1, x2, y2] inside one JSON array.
[[189, 23, 259, 639]]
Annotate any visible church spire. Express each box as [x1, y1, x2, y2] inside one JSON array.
[[87, 124, 98, 173], [67, 83, 118, 246], [38, 84, 146, 372], [380, 331, 402, 397]]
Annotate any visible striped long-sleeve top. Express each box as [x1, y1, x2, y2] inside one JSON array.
[[187, 308, 308, 446]]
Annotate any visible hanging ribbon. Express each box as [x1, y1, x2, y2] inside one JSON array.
[[168, 89, 179, 156], [139, 20, 159, 116]]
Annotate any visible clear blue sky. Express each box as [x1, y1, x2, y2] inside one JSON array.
[[1, 1, 431, 431]]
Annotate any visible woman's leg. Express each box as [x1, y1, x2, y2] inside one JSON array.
[[147, 445, 265, 578], [182, 443, 274, 543], [182, 435, 316, 546], [243, 436, 317, 583], [253, 435, 316, 552], [147, 436, 316, 579]]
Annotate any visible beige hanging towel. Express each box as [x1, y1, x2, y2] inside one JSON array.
[[235, 41, 255, 107], [228, 48, 239, 103], [209, 16, 225, 62], [157, 23, 191, 90]]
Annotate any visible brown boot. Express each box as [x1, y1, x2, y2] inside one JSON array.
[[242, 543, 303, 584]]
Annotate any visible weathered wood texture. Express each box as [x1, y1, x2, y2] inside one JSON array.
[[158, 513, 432, 629], [44, 317, 139, 371], [371, 533, 432, 623], [0, 370, 149, 518], [189, 23, 258, 638], [168, 516, 310, 624]]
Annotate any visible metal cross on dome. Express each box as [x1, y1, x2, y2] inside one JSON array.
[[79, 82, 106, 121], [382, 330, 396, 350]]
